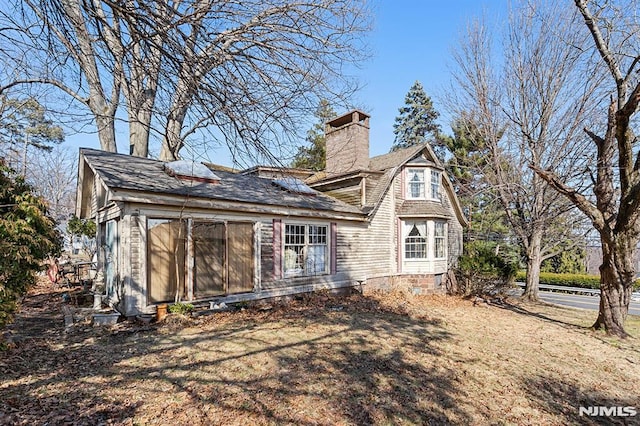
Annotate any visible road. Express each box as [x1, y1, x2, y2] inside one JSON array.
[[536, 291, 640, 316]]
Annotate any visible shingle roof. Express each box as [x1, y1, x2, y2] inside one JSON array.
[[368, 145, 426, 171], [81, 148, 363, 216], [397, 201, 452, 218]]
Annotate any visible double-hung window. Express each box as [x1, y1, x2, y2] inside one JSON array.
[[431, 170, 441, 200], [404, 221, 428, 259], [284, 224, 328, 277], [434, 222, 446, 258], [407, 168, 441, 200], [407, 169, 426, 199]]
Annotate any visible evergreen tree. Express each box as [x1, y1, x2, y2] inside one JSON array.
[[291, 100, 336, 171], [444, 116, 513, 253], [391, 81, 441, 153], [0, 96, 65, 177], [0, 160, 61, 327]]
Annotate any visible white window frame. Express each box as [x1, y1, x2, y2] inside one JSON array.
[[283, 222, 329, 277], [406, 168, 441, 200], [402, 219, 448, 262], [406, 168, 426, 199], [431, 170, 441, 200], [403, 220, 428, 260], [434, 221, 446, 259]]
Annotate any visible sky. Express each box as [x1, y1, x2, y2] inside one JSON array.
[[64, 1, 505, 167], [355, 0, 502, 158]]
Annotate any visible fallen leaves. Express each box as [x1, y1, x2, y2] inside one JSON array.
[[1, 281, 639, 425]]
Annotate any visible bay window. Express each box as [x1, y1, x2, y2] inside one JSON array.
[[402, 220, 447, 261], [406, 168, 441, 200], [407, 169, 426, 199], [404, 221, 428, 259]]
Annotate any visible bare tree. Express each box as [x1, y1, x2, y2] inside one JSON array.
[[27, 145, 77, 221], [532, 0, 640, 337], [0, 1, 370, 162], [449, 2, 596, 300]]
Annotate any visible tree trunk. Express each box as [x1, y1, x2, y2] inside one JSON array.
[[96, 115, 117, 153], [160, 101, 189, 161], [129, 119, 150, 157], [523, 230, 543, 301], [592, 234, 634, 338]]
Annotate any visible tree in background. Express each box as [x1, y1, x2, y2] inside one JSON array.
[[0, 0, 370, 163], [290, 100, 335, 171], [531, 0, 640, 337], [541, 246, 586, 274], [66, 215, 96, 258], [27, 146, 77, 221], [444, 116, 518, 266], [0, 96, 64, 177], [0, 160, 60, 327], [449, 3, 594, 302], [391, 81, 443, 155]]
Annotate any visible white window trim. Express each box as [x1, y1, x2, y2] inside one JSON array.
[[405, 167, 441, 201], [403, 220, 428, 261], [282, 221, 330, 278], [431, 170, 441, 200], [434, 221, 447, 260], [401, 219, 447, 262], [406, 168, 426, 200]]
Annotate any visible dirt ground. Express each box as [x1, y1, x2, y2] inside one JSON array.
[[1, 279, 639, 426]]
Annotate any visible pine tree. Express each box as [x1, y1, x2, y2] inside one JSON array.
[[291, 100, 336, 170], [0, 96, 65, 177], [391, 81, 441, 152]]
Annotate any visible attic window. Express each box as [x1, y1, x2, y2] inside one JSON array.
[[164, 160, 220, 184], [273, 177, 316, 195]]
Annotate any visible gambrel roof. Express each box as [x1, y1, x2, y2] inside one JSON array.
[[306, 143, 468, 227]]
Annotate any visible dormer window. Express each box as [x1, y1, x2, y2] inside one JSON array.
[[407, 168, 425, 198], [406, 168, 440, 200], [431, 170, 441, 200]]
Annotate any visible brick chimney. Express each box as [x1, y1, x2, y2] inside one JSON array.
[[325, 110, 370, 176]]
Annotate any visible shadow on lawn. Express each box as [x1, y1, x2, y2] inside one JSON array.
[[1, 292, 472, 425], [498, 299, 591, 332], [521, 374, 639, 426]]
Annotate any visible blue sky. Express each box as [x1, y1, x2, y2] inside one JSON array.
[[357, 0, 501, 158], [65, 1, 504, 166]]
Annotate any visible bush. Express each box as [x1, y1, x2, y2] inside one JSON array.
[[453, 241, 518, 296], [516, 271, 640, 290], [169, 302, 194, 315], [0, 162, 61, 328]]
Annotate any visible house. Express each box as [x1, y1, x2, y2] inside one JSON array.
[[76, 110, 467, 317], [307, 110, 467, 292]]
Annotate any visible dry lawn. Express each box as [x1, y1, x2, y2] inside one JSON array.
[[1, 279, 639, 425]]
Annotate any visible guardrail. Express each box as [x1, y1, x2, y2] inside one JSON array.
[[515, 282, 600, 295]]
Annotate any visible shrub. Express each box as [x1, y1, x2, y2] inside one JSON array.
[[453, 241, 518, 296], [169, 302, 194, 315], [516, 271, 640, 290], [0, 162, 61, 328]]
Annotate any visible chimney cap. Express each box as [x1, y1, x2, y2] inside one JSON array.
[[326, 109, 370, 129]]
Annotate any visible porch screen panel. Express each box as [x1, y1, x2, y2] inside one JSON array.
[[193, 222, 225, 298], [147, 219, 186, 303], [227, 222, 254, 294]]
